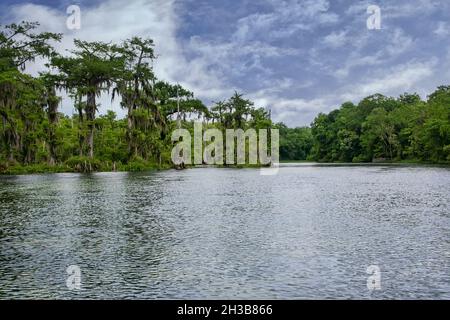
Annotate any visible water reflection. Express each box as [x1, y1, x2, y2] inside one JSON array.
[[0, 166, 449, 299]]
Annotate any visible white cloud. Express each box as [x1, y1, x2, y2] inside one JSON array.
[[257, 96, 330, 125], [316, 27, 415, 80], [434, 22, 450, 37], [347, 0, 442, 19], [339, 59, 437, 101], [381, 0, 441, 19], [384, 28, 414, 56], [4, 0, 339, 124], [187, 36, 301, 82], [334, 54, 383, 79], [249, 59, 438, 126], [7, 0, 229, 116], [234, 0, 339, 42], [322, 30, 349, 48], [4, 0, 449, 128], [345, 1, 371, 16]]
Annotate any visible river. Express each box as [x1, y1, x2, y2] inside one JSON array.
[[0, 164, 449, 299]]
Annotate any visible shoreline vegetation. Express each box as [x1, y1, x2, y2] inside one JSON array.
[[2, 161, 450, 176], [1, 22, 450, 175]]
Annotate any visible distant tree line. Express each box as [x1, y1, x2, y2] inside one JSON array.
[[279, 90, 450, 163]]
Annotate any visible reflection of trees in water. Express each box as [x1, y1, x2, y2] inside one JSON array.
[[65, 172, 175, 297]]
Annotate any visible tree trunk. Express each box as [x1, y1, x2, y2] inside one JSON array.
[[127, 103, 134, 157], [47, 86, 58, 165], [1, 115, 13, 162], [86, 91, 96, 159], [78, 106, 84, 157]]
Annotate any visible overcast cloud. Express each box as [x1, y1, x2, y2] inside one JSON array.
[[1, 0, 449, 126]]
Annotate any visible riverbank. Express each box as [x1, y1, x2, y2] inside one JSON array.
[[0, 159, 171, 175], [281, 159, 450, 165], [1, 159, 449, 175], [0, 158, 274, 175]]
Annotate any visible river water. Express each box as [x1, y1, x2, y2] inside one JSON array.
[[0, 164, 449, 299]]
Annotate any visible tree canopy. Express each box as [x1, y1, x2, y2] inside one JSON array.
[[1, 21, 449, 174], [0, 21, 274, 173], [309, 91, 450, 163]]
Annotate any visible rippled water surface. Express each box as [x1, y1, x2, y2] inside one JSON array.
[[0, 165, 449, 299]]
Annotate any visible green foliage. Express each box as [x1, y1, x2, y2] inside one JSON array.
[[0, 163, 69, 175], [123, 156, 156, 172], [0, 22, 212, 173], [0, 21, 61, 72], [65, 156, 102, 173], [277, 123, 313, 160], [1, 20, 449, 174], [310, 91, 450, 164]]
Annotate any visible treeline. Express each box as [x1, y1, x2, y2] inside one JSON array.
[[1, 21, 449, 174], [309, 91, 450, 163], [277, 124, 313, 161], [0, 21, 272, 173], [279, 90, 450, 163]]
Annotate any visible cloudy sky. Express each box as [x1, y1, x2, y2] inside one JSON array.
[[1, 0, 450, 126]]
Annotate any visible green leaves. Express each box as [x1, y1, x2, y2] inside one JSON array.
[[2, 19, 449, 171], [278, 124, 313, 161], [310, 88, 450, 163], [209, 92, 264, 130], [0, 21, 61, 72]]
